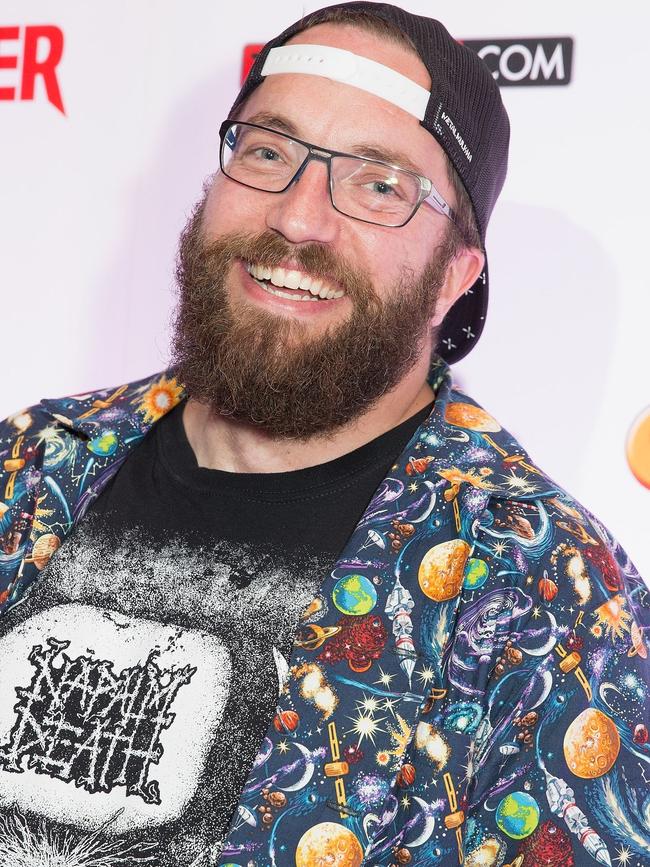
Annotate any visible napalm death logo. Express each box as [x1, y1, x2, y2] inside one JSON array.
[[0, 636, 195, 803]]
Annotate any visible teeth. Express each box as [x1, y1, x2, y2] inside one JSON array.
[[250, 263, 271, 281], [247, 263, 344, 299], [298, 273, 312, 292], [254, 279, 320, 301]]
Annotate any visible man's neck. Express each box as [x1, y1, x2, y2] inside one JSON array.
[[181, 356, 435, 474]]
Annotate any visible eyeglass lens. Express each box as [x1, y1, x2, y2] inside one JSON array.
[[221, 123, 422, 227]]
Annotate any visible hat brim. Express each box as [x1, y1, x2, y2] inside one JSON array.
[[436, 256, 489, 364]]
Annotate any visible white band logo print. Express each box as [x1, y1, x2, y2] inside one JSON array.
[[0, 604, 230, 833]]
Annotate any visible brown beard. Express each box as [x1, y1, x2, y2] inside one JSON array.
[[171, 195, 457, 440]]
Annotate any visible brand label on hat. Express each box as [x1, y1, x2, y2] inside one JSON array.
[[433, 104, 473, 163]]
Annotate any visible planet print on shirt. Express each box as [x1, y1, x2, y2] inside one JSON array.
[[495, 791, 540, 839], [562, 708, 621, 779], [294, 822, 364, 867], [331, 574, 377, 615], [463, 556, 490, 590], [418, 538, 470, 601], [87, 429, 119, 457]]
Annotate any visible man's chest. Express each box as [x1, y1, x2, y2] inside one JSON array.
[[0, 517, 327, 865]]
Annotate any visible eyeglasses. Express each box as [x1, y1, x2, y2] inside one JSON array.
[[218, 120, 457, 230]]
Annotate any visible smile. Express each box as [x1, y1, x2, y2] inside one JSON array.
[[245, 262, 346, 302]]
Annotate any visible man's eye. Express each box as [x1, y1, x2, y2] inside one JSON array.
[[364, 178, 407, 200], [252, 146, 282, 161], [370, 180, 396, 196]]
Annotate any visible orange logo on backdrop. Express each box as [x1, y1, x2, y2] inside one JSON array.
[[0, 25, 65, 114], [627, 407, 650, 490]]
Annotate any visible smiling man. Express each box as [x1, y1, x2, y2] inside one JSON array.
[[174, 19, 484, 455], [0, 3, 648, 867]]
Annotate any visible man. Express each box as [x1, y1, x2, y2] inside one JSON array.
[[0, 3, 647, 866]]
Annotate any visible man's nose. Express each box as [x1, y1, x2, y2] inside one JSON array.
[[265, 158, 340, 245]]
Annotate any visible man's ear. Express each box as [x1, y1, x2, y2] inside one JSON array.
[[430, 246, 485, 327]]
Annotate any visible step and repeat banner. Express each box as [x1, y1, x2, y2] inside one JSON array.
[[0, 1, 648, 579]]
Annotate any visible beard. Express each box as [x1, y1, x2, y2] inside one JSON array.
[[171, 193, 457, 440]]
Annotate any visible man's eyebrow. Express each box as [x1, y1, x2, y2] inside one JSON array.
[[244, 111, 300, 136], [242, 111, 427, 177], [347, 145, 424, 176]]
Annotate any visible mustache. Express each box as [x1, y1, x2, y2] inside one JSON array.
[[182, 225, 377, 306], [172, 194, 450, 438]]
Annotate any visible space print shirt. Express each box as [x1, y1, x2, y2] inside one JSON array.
[[0, 397, 430, 866], [1, 362, 649, 867]]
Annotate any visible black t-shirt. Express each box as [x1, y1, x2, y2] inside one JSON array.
[[90, 398, 432, 558], [2, 399, 431, 865]]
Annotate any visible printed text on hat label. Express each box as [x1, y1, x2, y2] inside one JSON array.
[[439, 110, 473, 163]]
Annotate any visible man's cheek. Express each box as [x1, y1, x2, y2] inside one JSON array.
[[204, 180, 259, 229]]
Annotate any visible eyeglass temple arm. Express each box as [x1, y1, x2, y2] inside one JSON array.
[[422, 185, 455, 222]]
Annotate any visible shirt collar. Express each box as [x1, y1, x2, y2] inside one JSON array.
[[37, 356, 561, 502]]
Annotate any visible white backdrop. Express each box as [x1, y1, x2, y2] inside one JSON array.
[[1, 1, 648, 580]]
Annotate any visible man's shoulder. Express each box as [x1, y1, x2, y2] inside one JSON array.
[[434, 387, 650, 612], [441, 379, 642, 587], [441, 380, 568, 501], [1, 369, 185, 441]]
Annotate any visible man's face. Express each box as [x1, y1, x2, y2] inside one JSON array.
[[172, 23, 461, 439]]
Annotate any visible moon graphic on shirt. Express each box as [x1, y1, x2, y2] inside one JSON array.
[[527, 669, 554, 710], [444, 401, 501, 432], [563, 707, 620, 778], [411, 481, 437, 523], [295, 822, 364, 867], [277, 741, 315, 792], [418, 539, 470, 601], [273, 646, 290, 694], [403, 796, 436, 847]]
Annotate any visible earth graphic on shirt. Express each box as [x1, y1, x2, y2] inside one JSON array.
[[462, 557, 489, 590], [495, 791, 540, 839], [332, 574, 377, 615]]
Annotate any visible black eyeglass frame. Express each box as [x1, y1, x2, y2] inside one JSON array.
[[218, 119, 458, 230]]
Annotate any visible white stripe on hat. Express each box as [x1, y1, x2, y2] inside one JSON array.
[[261, 44, 430, 120]]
